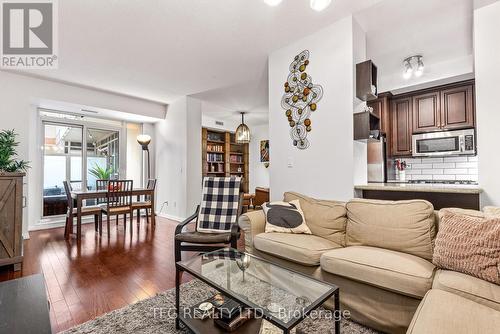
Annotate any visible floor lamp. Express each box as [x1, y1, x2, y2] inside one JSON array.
[[137, 134, 151, 181]]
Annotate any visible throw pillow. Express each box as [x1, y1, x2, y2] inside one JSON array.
[[433, 209, 500, 285], [262, 200, 312, 234]]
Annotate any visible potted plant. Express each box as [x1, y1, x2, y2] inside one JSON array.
[[0, 129, 29, 271], [88, 164, 114, 180]]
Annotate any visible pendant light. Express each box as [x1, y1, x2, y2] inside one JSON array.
[[235, 112, 251, 144]]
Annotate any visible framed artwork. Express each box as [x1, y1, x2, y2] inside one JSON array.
[[260, 140, 269, 162]]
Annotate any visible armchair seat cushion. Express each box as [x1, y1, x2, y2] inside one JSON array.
[[253, 233, 341, 266], [175, 231, 234, 244], [433, 269, 500, 311], [320, 246, 435, 298], [407, 290, 500, 334]]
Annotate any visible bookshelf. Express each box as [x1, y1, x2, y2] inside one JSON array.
[[202, 128, 249, 192]]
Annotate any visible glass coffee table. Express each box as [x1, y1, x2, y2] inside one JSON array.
[[175, 248, 340, 334]]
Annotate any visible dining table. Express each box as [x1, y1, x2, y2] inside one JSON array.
[[70, 187, 156, 240]]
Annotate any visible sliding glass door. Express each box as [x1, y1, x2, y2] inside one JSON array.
[[42, 123, 83, 217], [42, 122, 122, 218]]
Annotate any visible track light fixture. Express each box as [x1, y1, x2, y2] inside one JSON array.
[[403, 55, 424, 79]]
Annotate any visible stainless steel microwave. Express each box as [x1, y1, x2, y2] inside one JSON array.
[[412, 129, 476, 157]]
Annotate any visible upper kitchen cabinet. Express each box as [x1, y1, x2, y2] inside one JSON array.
[[412, 91, 441, 133], [391, 97, 413, 156], [411, 81, 475, 133], [440, 84, 474, 130]]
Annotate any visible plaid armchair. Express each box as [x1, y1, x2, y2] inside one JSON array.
[[174, 177, 244, 262]]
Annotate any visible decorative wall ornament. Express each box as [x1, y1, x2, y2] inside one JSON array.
[[281, 50, 323, 150], [260, 140, 269, 162]]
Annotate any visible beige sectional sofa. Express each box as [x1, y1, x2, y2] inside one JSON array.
[[238, 192, 500, 334]]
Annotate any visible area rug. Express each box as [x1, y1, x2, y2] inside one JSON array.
[[63, 279, 378, 334]]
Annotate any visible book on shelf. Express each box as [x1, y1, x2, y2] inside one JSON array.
[[207, 153, 224, 162]]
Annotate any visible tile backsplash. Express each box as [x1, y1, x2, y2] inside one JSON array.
[[396, 156, 478, 182]]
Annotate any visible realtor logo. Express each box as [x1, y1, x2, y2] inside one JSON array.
[[1, 0, 58, 69]]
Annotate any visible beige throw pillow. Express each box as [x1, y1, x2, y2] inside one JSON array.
[[262, 200, 312, 234], [433, 209, 500, 285]]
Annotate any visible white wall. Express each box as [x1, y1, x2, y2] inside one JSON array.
[[352, 18, 368, 186], [249, 123, 270, 191], [154, 96, 202, 220], [268, 16, 357, 201], [474, 1, 500, 207], [126, 123, 143, 187], [0, 71, 166, 236]]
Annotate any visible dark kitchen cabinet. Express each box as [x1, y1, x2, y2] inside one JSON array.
[[441, 84, 474, 130], [391, 97, 413, 157], [412, 83, 474, 133], [368, 92, 392, 154], [412, 91, 441, 133]]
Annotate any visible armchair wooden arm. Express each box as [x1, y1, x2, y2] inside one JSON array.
[[174, 206, 200, 236]]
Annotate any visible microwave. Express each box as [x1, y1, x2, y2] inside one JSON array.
[[412, 129, 476, 157]]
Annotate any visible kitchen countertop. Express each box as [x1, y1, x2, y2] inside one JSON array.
[[354, 183, 483, 194]]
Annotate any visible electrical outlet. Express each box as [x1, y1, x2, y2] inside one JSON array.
[[174, 201, 177, 208]]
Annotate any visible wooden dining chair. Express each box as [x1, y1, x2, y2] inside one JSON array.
[[99, 180, 134, 235], [132, 179, 156, 226], [63, 181, 101, 238], [95, 179, 109, 205]]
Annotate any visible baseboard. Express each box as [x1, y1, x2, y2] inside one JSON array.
[[29, 216, 95, 232], [156, 212, 184, 222]]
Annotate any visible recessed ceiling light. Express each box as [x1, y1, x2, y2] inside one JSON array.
[[264, 0, 283, 6], [310, 0, 332, 11]]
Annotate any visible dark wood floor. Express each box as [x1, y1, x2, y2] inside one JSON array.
[[0, 216, 241, 333]]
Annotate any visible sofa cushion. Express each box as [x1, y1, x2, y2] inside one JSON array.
[[284, 192, 346, 246], [346, 199, 436, 260], [320, 246, 435, 298], [484, 206, 500, 219], [407, 290, 500, 334], [433, 210, 500, 285], [253, 233, 341, 266], [433, 269, 500, 311]]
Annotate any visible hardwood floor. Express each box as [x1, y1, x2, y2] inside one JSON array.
[[0, 216, 242, 333]]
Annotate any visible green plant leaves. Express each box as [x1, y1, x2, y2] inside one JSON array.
[[89, 163, 114, 180], [0, 129, 30, 173]]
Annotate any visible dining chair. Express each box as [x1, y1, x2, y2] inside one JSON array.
[[95, 179, 109, 205], [63, 181, 101, 238], [131, 179, 156, 226], [99, 180, 134, 235], [174, 176, 243, 263]]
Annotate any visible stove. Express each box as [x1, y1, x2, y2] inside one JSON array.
[[407, 180, 478, 185]]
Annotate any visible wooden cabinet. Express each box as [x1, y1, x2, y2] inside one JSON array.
[[441, 84, 474, 130], [0, 172, 24, 271], [412, 91, 441, 133], [412, 83, 474, 133], [391, 97, 413, 156], [367, 92, 392, 154]]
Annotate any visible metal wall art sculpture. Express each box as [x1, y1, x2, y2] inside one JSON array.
[[281, 50, 323, 150]]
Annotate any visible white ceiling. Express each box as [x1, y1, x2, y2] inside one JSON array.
[[355, 0, 475, 92], [14, 0, 480, 124], [20, 0, 383, 106]]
